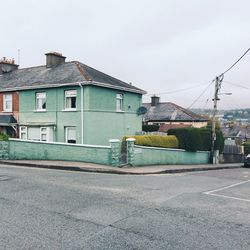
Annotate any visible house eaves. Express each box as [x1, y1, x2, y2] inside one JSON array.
[[0, 80, 146, 94]]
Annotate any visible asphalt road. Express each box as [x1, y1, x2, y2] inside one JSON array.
[[0, 164, 249, 250]]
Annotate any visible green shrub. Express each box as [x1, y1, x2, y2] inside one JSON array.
[[167, 128, 202, 152], [142, 124, 160, 132], [243, 142, 250, 155], [123, 135, 178, 149], [168, 127, 224, 152], [0, 132, 9, 141]]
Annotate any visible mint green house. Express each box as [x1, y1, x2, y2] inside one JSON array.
[[0, 52, 146, 145]]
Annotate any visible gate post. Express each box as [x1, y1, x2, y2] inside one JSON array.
[[126, 138, 136, 166], [109, 139, 120, 167]]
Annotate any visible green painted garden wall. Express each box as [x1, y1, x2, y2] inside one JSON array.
[[19, 85, 142, 146], [133, 145, 210, 166], [8, 139, 111, 165]]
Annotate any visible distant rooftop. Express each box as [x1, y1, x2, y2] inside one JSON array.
[[142, 97, 208, 122]]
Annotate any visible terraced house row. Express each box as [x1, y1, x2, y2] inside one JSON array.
[[0, 52, 146, 145]]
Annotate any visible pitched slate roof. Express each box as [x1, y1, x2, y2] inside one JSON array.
[[142, 102, 209, 122], [0, 61, 145, 94], [0, 115, 17, 124]]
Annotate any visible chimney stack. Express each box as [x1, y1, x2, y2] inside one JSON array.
[[45, 52, 66, 68], [0, 57, 19, 74], [151, 95, 160, 106]]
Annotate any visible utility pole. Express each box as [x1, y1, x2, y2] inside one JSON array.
[[211, 74, 224, 164]]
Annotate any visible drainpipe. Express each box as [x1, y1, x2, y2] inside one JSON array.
[[79, 83, 84, 144]]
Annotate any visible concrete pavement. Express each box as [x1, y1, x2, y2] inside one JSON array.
[[0, 165, 249, 249], [0, 159, 243, 174]]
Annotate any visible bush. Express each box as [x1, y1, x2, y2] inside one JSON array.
[[0, 132, 9, 141], [167, 128, 202, 152], [168, 127, 224, 152], [243, 142, 250, 155], [142, 124, 160, 132], [123, 135, 178, 149]]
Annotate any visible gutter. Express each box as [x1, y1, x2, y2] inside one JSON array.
[[0, 81, 146, 95]]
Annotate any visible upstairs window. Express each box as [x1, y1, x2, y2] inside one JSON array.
[[3, 94, 12, 112], [65, 90, 76, 110], [116, 93, 123, 111], [36, 92, 46, 111]]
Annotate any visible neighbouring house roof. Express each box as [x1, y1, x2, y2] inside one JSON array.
[[0, 61, 146, 94], [142, 102, 209, 122], [0, 115, 17, 125], [159, 123, 192, 133]]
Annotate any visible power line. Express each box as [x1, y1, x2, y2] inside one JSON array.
[[145, 82, 209, 96], [187, 81, 213, 109], [221, 48, 250, 75], [223, 80, 250, 90]]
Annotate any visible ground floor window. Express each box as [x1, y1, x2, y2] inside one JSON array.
[[20, 126, 27, 140], [65, 126, 76, 144], [40, 127, 49, 141], [20, 126, 51, 142]]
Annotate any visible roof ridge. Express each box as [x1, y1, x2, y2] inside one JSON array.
[[170, 102, 204, 119], [17, 65, 45, 71], [76, 61, 140, 89], [73, 61, 92, 81], [17, 61, 75, 71]]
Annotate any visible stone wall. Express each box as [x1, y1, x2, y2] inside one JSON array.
[[0, 141, 9, 159]]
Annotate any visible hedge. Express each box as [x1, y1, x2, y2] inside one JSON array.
[[123, 135, 179, 149], [168, 127, 224, 152], [243, 142, 250, 155], [0, 132, 9, 141]]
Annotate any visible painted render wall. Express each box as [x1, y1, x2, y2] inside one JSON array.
[[132, 145, 210, 166], [83, 86, 142, 145], [8, 139, 111, 165], [19, 85, 142, 145]]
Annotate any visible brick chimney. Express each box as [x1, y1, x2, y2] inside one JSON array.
[[0, 57, 19, 74], [45, 52, 66, 68], [151, 95, 160, 106]]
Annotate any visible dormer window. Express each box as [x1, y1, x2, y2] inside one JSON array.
[[3, 94, 12, 112]]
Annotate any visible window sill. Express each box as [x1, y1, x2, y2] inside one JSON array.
[[2, 110, 13, 113], [33, 110, 47, 112], [62, 109, 77, 112], [116, 110, 125, 113]]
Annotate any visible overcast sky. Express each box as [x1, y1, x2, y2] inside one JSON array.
[[1, 0, 250, 109]]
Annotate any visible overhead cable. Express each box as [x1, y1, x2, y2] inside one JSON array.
[[221, 48, 250, 75], [187, 81, 213, 109]]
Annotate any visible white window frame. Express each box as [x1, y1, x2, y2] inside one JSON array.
[[3, 94, 12, 112], [20, 126, 27, 140], [40, 127, 49, 142], [65, 126, 76, 144], [116, 93, 123, 112], [36, 92, 46, 111], [65, 90, 77, 110]]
